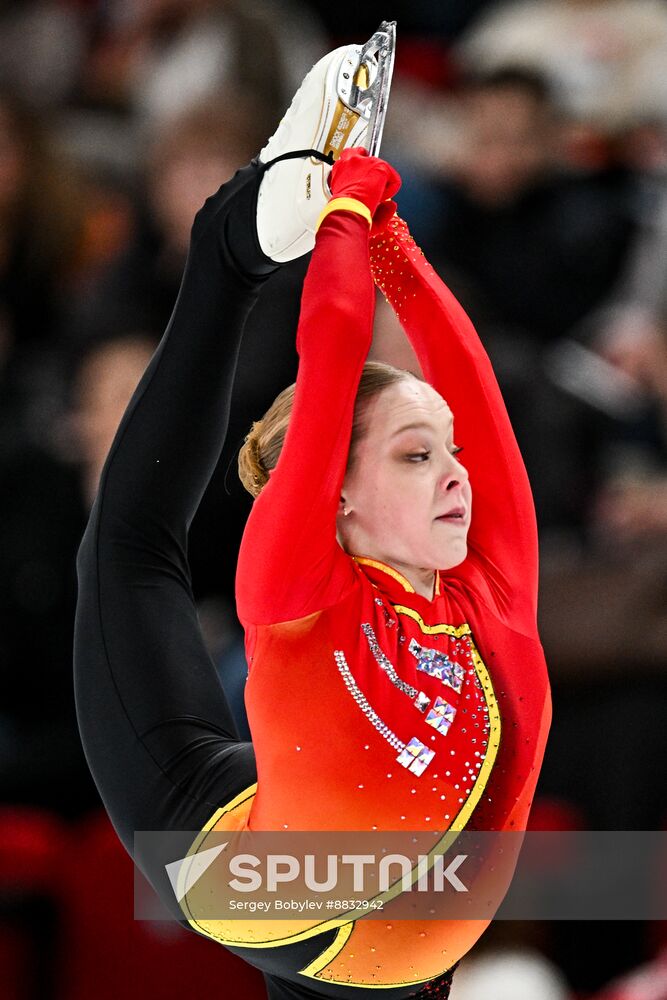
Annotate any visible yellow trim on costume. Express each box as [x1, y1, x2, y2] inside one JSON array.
[[305, 920, 355, 976], [306, 951, 452, 990], [354, 557, 442, 600], [180, 785, 353, 949], [188, 908, 352, 950], [179, 615, 501, 990], [302, 928, 439, 987], [178, 783, 258, 913], [352, 556, 416, 593], [202, 782, 257, 832], [316, 197, 372, 231], [301, 617, 502, 985], [391, 605, 471, 638]]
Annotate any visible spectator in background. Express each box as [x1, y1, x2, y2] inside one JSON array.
[[422, 68, 635, 344], [586, 120, 667, 482], [70, 335, 157, 508], [0, 334, 154, 817], [606, 122, 667, 320], [594, 310, 667, 545], [456, 0, 667, 135], [1, 326, 255, 815], [71, 96, 266, 340], [0, 90, 87, 454], [0, 91, 84, 351], [75, 0, 324, 134], [0, 0, 85, 109]]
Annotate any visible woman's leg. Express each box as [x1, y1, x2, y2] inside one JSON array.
[[73, 161, 276, 910]]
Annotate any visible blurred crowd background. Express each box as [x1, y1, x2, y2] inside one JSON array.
[[0, 0, 666, 997]]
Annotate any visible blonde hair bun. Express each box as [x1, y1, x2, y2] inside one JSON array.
[[238, 420, 270, 498], [238, 362, 421, 499]]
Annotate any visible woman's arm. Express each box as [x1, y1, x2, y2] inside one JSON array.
[[236, 152, 401, 627], [370, 216, 539, 636], [235, 210, 373, 626]]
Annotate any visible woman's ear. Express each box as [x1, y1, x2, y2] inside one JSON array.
[[339, 495, 351, 517]]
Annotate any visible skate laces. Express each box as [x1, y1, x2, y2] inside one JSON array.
[[258, 149, 335, 172]]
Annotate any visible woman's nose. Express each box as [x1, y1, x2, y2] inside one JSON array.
[[439, 472, 463, 494], [440, 455, 468, 491]]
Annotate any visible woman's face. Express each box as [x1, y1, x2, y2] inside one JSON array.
[[338, 379, 472, 577]]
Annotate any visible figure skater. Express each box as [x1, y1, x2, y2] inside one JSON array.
[[74, 38, 551, 1000]]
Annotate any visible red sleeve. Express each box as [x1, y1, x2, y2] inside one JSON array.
[[235, 210, 374, 626], [370, 216, 539, 636]]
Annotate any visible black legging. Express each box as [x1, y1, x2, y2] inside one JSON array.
[[73, 161, 456, 1000]]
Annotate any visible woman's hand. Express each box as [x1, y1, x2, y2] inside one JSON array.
[[329, 148, 401, 232]]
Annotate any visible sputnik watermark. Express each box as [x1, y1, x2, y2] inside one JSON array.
[[166, 846, 469, 903], [135, 831, 667, 922], [225, 851, 468, 893]]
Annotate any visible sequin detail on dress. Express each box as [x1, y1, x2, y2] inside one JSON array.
[[396, 737, 435, 776], [334, 650, 435, 775], [409, 638, 464, 693], [362, 623, 417, 697], [425, 695, 456, 735], [362, 623, 432, 713], [414, 690, 431, 713]]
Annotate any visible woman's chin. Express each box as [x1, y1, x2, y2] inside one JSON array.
[[437, 541, 468, 571]]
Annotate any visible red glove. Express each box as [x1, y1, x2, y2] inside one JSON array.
[[329, 148, 401, 230], [370, 199, 398, 235]]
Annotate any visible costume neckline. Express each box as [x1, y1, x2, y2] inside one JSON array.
[[352, 555, 441, 600]]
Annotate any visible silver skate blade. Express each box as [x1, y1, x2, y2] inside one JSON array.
[[351, 20, 396, 156]]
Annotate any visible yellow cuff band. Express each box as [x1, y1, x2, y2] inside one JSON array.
[[316, 197, 372, 232]]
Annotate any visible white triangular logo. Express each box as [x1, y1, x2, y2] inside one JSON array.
[[165, 842, 228, 902]]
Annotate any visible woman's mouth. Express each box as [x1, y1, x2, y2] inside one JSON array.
[[435, 507, 466, 522]]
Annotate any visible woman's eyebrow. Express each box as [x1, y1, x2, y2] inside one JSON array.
[[390, 418, 453, 438]]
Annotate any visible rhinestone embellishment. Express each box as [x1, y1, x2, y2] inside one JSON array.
[[334, 650, 404, 751], [413, 690, 431, 713], [396, 738, 435, 777], [335, 650, 435, 776], [425, 695, 457, 735], [409, 638, 464, 693], [362, 623, 418, 698]]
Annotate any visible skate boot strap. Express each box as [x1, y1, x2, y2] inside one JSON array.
[[257, 149, 335, 172]]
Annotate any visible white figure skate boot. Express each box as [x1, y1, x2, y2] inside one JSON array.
[[256, 21, 396, 263]]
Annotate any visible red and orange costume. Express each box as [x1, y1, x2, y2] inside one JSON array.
[[181, 201, 552, 989]]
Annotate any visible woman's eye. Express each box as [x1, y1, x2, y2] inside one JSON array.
[[406, 451, 430, 462], [451, 445, 464, 456]]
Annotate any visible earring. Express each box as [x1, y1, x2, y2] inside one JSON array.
[[343, 507, 350, 517]]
